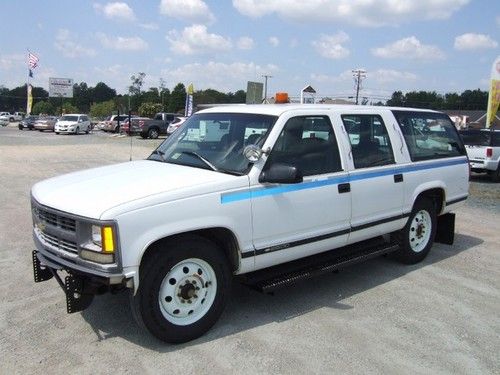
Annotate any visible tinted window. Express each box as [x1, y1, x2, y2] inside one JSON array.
[[492, 132, 500, 147], [393, 111, 466, 161], [265, 116, 342, 176], [60, 115, 79, 121], [459, 130, 491, 146], [342, 114, 395, 168]]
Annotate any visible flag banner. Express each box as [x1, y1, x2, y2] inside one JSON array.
[[486, 56, 500, 128], [27, 84, 33, 114], [185, 83, 194, 117], [28, 52, 39, 69]]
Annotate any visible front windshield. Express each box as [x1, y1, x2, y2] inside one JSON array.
[[60, 115, 79, 122], [149, 112, 278, 175]]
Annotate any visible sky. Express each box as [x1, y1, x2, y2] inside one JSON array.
[[0, 0, 499, 102]]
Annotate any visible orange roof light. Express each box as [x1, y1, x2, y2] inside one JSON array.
[[275, 92, 289, 104]]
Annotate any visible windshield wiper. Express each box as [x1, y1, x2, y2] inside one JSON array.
[[181, 151, 219, 172], [149, 150, 166, 162]]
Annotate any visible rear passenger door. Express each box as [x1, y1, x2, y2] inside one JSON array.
[[340, 113, 405, 243]]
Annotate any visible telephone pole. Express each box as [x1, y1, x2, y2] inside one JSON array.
[[352, 69, 366, 105], [262, 74, 273, 103]]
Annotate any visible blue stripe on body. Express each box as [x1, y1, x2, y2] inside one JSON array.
[[220, 157, 468, 204]]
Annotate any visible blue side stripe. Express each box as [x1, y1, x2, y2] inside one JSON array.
[[220, 157, 468, 204]]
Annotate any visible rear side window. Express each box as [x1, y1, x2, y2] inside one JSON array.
[[459, 130, 491, 146], [491, 132, 500, 147], [341, 114, 395, 169], [392, 111, 466, 161]]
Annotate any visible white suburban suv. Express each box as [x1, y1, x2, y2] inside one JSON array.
[[31, 104, 469, 343], [55, 114, 91, 134], [459, 129, 500, 182]]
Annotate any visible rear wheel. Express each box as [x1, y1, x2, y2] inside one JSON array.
[[131, 235, 231, 343], [393, 198, 436, 264], [490, 165, 500, 183], [148, 128, 159, 139]]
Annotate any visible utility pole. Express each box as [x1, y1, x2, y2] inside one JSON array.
[[262, 74, 273, 103], [352, 69, 366, 105]]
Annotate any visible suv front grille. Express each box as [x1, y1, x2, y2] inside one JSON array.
[[38, 230, 78, 253], [33, 206, 76, 232]]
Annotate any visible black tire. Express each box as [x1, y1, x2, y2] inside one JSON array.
[[393, 198, 436, 264], [114, 126, 120, 133], [75, 126, 79, 135], [55, 132, 59, 134], [148, 128, 159, 139], [131, 235, 231, 343], [18, 126, 23, 130], [490, 166, 500, 183]]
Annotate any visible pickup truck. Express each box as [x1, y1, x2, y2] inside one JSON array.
[[31, 104, 468, 343], [140, 112, 178, 139], [459, 128, 500, 181], [0, 111, 25, 122]]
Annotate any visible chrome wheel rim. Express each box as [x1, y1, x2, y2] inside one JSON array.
[[409, 210, 432, 253], [158, 258, 217, 326]]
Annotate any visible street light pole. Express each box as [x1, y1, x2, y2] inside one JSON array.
[[262, 74, 273, 103]]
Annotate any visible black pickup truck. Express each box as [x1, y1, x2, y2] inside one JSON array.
[[140, 112, 178, 139]]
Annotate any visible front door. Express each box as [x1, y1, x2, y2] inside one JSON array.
[[250, 114, 351, 270]]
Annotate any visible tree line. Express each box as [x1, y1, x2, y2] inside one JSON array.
[[0, 73, 489, 118]]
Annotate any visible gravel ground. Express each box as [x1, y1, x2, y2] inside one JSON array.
[[0, 124, 499, 374]]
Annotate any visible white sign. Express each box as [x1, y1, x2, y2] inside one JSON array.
[[49, 77, 74, 98]]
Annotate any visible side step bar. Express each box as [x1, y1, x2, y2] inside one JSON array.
[[241, 240, 399, 294]]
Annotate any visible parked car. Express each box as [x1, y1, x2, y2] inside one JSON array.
[[55, 114, 91, 134], [18, 115, 39, 130], [166, 116, 188, 136], [140, 112, 178, 139], [0, 111, 25, 122], [459, 128, 500, 181], [31, 103, 469, 343], [101, 115, 133, 133], [120, 117, 150, 135], [34, 116, 58, 132]]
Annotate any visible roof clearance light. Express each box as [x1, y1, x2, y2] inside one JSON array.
[[275, 92, 289, 104]]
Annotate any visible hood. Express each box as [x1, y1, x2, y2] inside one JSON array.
[[31, 160, 238, 219]]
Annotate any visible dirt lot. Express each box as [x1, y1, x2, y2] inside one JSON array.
[[0, 125, 499, 374]]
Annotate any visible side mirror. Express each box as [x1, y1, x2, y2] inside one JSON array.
[[259, 163, 303, 184], [243, 144, 262, 162]]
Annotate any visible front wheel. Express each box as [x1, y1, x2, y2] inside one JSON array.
[[75, 126, 79, 135], [131, 235, 232, 343], [393, 198, 436, 264], [148, 128, 159, 139]]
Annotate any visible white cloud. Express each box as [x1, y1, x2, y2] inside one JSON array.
[[93, 2, 136, 21], [54, 29, 96, 58], [97, 33, 148, 51], [232, 0, 469, 27], [310, 70, 353, 84], [140, 23, 159, 30], [312, 32, 350, 59], [0, 54, 25, 70], [372, 36, 445, 60], [159, 0, 215, 24], [372, 69, 418, 83], [160, 61, 279, 92], [269, 36, 280, 47], [237, 36, 254, 50], [454, 33, 498, 50], [166, 25, 231, 55]]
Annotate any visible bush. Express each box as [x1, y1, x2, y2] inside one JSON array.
[[32, 101, 55, 115], [139, 102, 163, 118], [90, 100, 115, 118]]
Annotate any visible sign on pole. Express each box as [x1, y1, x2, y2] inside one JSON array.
[[486, 56, 500, 128], [246, 81, 263, 104], [49, 77, 74, 98]]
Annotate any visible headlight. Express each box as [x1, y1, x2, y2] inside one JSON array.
[[80, 224, 116, 264]]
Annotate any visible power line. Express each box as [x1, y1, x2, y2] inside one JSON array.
[[352, 69, 367, 105]]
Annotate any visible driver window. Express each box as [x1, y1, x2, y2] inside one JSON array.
[[265, 116, 342, 176]]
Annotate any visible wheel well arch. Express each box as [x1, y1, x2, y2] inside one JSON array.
[[414, 188, 445, 215], [140, 227, 240, 273]]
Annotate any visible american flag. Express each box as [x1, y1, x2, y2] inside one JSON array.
[[28, 52, 39, 69]]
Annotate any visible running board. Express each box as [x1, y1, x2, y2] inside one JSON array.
[[241, 240, 399, 294]]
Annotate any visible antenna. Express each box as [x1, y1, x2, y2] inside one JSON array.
[[128, 110, 133, 161]]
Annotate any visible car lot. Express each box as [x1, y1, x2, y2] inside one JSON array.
[[0, 124, 499, 374]]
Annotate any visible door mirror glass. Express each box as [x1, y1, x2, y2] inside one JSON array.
[[259, 163, 303, 184], [243, 144, 262, 162]]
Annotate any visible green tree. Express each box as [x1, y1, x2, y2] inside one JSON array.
[[62, 102, 79, 114], [93, 82, 116, 103], [168, 83, 186, 113], [71, 82, 92, 112], [32, 101, 55, 115], [387, 91, 405, 107], [138, 102, 163, 118], [89, 100, 115, 118]]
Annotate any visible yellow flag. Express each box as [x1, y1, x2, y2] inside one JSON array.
[[187, 83, 194, 95], [27, 84, 33, 114], [486, 56, 500, 128]]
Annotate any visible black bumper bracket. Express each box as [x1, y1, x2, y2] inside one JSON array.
[[33, 250, 53, 282], [65, 275, 94, 314]]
